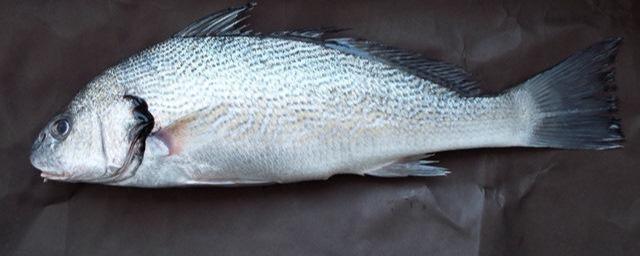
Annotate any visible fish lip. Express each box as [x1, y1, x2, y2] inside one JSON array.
[[40, 171, 70, 180]]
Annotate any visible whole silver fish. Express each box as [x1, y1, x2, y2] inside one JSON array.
[[30, 2, 623, 187]]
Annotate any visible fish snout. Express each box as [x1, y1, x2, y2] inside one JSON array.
[[29, 131, 66, 179], [30, 153, 69, 180], [29, 131, 46, 169], [32, 131, 46, 151]]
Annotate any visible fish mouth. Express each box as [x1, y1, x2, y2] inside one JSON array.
[[40, 171, 70, 180]]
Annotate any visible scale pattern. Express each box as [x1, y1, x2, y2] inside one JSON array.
[[106, 36, 525, 185]]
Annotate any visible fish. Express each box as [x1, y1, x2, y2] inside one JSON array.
[[29, 1, 623, 187]]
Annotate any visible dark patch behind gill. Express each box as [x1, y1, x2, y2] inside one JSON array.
[[96, 95, 155, 183], [123, 95, 155, 157]]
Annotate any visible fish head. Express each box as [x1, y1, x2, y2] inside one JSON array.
[[30, 73, 154, 183]]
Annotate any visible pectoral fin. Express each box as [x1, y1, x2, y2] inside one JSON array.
[[150, 113, 201, 156], [365, 154, 449, 177]]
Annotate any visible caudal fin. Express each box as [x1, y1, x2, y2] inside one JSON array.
[[514, 38, 624, 150]]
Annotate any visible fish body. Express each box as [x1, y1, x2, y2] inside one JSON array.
[[111, 36, 526, 186], [30, 2, 623, 187]]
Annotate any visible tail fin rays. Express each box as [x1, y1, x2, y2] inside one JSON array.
[[516, 37, 623, 150]]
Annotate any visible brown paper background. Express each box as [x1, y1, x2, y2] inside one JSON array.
[[1, 0, 639, 255]]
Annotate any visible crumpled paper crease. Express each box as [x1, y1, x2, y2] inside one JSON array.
[[1, 1, 638, 255]]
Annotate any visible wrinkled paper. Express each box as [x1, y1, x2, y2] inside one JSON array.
[[1, 0, 638, 255]]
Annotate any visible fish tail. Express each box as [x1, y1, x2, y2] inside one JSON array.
[[511, 37, 624, 150]]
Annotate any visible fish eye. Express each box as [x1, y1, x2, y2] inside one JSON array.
[[51, 118, 71, 140]]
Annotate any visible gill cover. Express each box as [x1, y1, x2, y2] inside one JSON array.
[[102, 95, 154, 183]]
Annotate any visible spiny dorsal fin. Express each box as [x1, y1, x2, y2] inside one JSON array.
[[324, 38, 482, 96], [173, 1, 257, 38]]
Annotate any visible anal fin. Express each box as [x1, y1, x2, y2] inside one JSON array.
[[365, 154, 449, 177]]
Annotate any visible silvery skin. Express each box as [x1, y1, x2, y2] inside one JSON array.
[[30, 2, 623, 187]]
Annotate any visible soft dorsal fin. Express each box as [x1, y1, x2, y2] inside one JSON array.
[[266, 31, 482, 96], [173, 1, 256, 38], [324, 38, 482, 96], [270, 27, 347, 41]]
